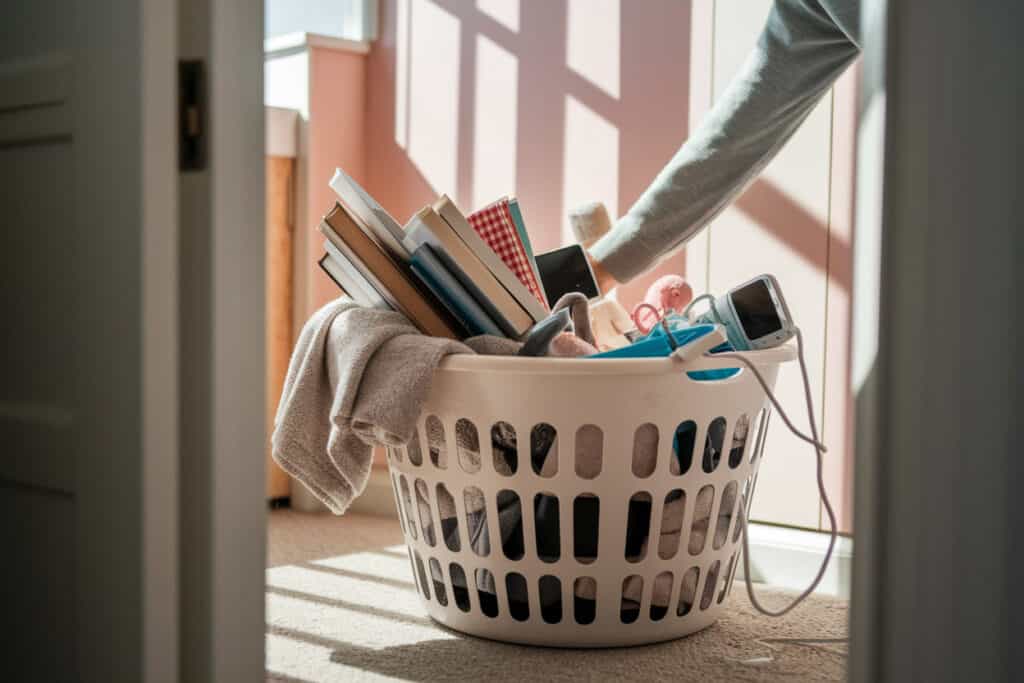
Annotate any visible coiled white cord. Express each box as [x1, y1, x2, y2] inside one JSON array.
[[709, 328, 837, 616]]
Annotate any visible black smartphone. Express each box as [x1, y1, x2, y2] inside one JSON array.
[[535, 244, 600, 307]]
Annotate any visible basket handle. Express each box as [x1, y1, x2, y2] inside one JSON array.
[[672, 342, 796, 373]]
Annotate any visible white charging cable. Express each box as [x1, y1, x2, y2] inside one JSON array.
[[714, 329, 836, 616], [676, 322, 837, 617]]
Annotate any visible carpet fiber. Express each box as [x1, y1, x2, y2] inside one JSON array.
[[267, 509, 848, 682]]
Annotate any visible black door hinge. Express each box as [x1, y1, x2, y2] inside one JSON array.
[[179, 60, 206, 171]]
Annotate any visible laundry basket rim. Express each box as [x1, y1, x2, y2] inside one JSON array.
[[438, 343, 796, 376]]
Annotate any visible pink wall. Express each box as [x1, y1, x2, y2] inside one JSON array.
[[308, 46, 369, 313], [363, 0, 701, 309]]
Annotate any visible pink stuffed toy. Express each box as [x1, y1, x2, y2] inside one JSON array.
[[631, 274, 694, 334]]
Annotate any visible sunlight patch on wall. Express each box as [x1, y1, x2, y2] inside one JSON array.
[[407, 0, 461, 194], [566, 0, 620, 99], [265, 52, 310, 119], [394, 0, 409, 148], [476, 0, 519, 33], [472, 34, 519, 209], [562, 95, 618, 245]]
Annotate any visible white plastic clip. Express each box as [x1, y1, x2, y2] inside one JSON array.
[[671, 325, 728, 364]]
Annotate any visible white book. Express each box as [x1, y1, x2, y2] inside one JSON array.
[[433, 195, 547, 323], [329, 167, 410, 262], [322, 240, 391, 310]]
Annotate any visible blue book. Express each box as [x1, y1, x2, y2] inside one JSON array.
[[508, 198, 542, 289], [410, 244, 505, 337]]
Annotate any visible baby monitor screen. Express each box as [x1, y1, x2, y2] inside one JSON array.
[[732, 279, 782, 340], [536, 245, 600, 307]]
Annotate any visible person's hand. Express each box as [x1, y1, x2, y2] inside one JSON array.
[[586, 250, 618, 295]]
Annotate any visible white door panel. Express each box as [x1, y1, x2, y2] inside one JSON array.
[[707, 0, 833, 529], [2, 0, 180, 680], [1, 4, 83, 681]]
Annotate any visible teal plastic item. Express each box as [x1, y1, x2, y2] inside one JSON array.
[[588, 318, 739, 379], [507, 199, 537, 265], [589, 323, 715, 358]]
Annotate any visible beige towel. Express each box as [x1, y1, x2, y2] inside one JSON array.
[[272, 298, 519, 513]]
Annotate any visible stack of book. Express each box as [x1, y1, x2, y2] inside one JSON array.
[[318, 168, 549, 340]]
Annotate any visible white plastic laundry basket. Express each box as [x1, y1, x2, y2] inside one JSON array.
[[385, 345, 794, 647]]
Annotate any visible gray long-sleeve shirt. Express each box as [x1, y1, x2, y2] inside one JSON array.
[[590, 0, 862, 282]]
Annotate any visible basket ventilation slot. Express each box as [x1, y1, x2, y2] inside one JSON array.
[[428, 557, 447, 606], [672, 420, 696, 475], [506, 573, 529, 621], [414, 478, 436, 546], [491, 421, 517, 475], [456, 418, 480, 473], [651, 571, 673, 621], [718, 552, 738, 604], [700, 560, 721, 611], [688, 485, 714, 555], [713, 481, 738, 550], [573, 494, 599, 563], [390, 472, 406, 534], [425, 415, 446, 469], [624, 492, 652, 562], [539, 575, 562, 623], [575, 424, 603, 478], [677, 567, 700, 616], [702, 416, 726, 473], [632, 423, 658, 478], [729, 414, 750, 468], [449, 563, 470, 612], [407, 428, 423, 466], [530, 423, 558, 477], [476, 568, 498, 617], [399, 476, 417, 540], [621, 575, 642, 623], [497, 489, 524, 560], [435, 483, 460, 551], [412, 550, 430, 601], [574, 577, 597, 624], [464, 486, 489, 556], [658, 489, 686, 559], [534, 493, 560, 562]]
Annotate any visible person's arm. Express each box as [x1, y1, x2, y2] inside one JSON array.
[[590, 0, 861, 285]]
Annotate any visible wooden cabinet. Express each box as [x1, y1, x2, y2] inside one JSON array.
[[265, 142, 296, 500]]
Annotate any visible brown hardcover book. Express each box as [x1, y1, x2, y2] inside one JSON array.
[[319, 203, 462, 339]]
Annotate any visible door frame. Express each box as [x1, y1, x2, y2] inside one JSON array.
[[177, 0, 267, 680], [141, 0, 181, 679], [850, 0, 1023, 679]]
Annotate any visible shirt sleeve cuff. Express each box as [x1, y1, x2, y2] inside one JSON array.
[[587, 217, 655, 284]]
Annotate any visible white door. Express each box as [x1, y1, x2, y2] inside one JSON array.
[[0, 0, 265, 680]]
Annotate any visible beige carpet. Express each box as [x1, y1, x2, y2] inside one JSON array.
[[267, 509, 848, 682]]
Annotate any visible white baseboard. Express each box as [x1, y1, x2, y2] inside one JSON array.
[[308, 469, 852, 599], [737, 523, 853, 599]]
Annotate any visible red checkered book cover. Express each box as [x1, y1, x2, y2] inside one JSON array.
[[467, 199, 548, 309]]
